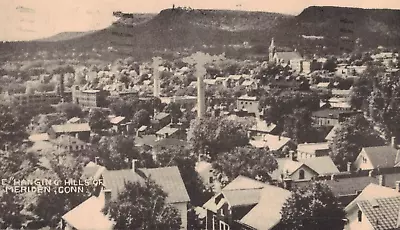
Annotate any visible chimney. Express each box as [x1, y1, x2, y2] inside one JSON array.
[[283, 177, 293, 190], [378, 174, 385, 186], [289, 151, 296, 161], [369, 170, 374, 177], [131, 159, 139, 171], [396, 181, 400, 192], [94, 157, 100, 165], [347, 162, 352, 172], [331, 174, 336, 180], [104, 189, 112, 207], [392, 136, 397, 149]]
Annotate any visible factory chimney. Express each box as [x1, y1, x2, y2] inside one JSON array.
[[152, 57, 162, 98]]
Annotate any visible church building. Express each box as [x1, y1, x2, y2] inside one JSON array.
[[269, 38, 303, 70]]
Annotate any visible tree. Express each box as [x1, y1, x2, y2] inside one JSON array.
[[104, 179, 182, 230], [213, 146, 278, 183], [329, 115, 385, 171], [96, 135, 155, 170], [164, 102, 182, 123], [132, 109, 151, 128], [27, 113, 68, 134], [280, 181, 346, 230], [32, 152, 92, 228], [283, 108, 316, 144], [56, 103, 83, 119], [322, 58, 337, 72], [187, 117, 249, 159], [156, 146, 212, 206], [89, 109, 111, 133], [0, 104, 27, 148], [0, 192, 24, 229]]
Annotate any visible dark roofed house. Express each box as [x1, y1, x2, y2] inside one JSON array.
[[355, 196, 400, 230]]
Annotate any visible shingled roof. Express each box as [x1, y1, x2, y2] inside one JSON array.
[[139, 166, 190, 204], [361, 146, 400, 168], [358, 196, 400, 230]]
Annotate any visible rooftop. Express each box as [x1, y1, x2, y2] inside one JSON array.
[[362, 146, 399, 169], [299, 156, 339, 175], [250, 135, 292, 151], [51, 123, 91, 133], [358, 196, 400, 230], [240, 186, 291, 230], [140, 166, 190, 204], [297, 142, 330, 154]]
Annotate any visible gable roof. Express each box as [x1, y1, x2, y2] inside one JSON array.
[[274, 52, 302, 63], [153, 112, 170, 121], [101, 169, 145, 201], [361, 146, 399, 168], [250, 122, 277, 134], [203, 176, 267, 211], [358, 196, 400, 230], [325, 124, 341, 141], [139, 166, 190, 204], [155, 126, 179, 136], [62, 193, 115, 230], [270, 158, 317, 181], [299, 156, 339, 175], [297, 142, 330, 154], [345, 183, 400, 213], [250, 135, 292, 151], [109, 116, 125, 125], [51, 123, 91, 133], [240, 186, 291, 230], [28, 133, 50, 142]]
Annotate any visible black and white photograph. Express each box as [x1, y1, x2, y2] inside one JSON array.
[[1, 0, 400, 229]]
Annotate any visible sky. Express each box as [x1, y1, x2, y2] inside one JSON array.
[[1, 0, 400, 41]]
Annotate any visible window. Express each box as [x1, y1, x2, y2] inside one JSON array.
[[299, 169, 305, 180], [219, 221, 230, 230], [358, 210, 362, 222], [209, 176, 214, 184], [362, 157, 367, 163], [212, 215, 218, 230]]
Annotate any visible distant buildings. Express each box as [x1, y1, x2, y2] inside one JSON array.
[[5, 91, 61, 110], [236, 95, 259, 116], [72, 86, 107, 108], [311, 109, 361, 127]]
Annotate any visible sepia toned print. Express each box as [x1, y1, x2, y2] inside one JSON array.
[[1, 0, 400, 229]]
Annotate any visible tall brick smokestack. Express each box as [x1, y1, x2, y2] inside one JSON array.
[[183, 52, 225, 118], [152, 57, 163, 98]]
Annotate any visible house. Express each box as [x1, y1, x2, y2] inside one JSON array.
[[238, 186, 291, 230], [28, 133, 50, 142], [108, 116, 126, 133], [249, 134, 295, 152], [344, 183, 400, 230], [5, 91, 61, 111], [328, 97, 352, 110], [203, 176, 268, 230], [270, 158, 319, 182], [311, 109, 361, 127], [268, 75, 309, 90], [236, 95, 259, 116], [248, 119, 278, 137], [196, 161, 215, 188], [270, 156, 339, 182], [151, 112, 171, 130], [49, 135, 87, 152], [297, 142, 330, 159], [66, 117, 84, 124], [354, 138, 400, 171], [48, 123, 91, 142], [346, 196, 400, 230], [227, 75, 246, 87], [241, 79, 258, 90], [155, 126, 180, 140], [62, 164, 190, 230], [293, 167, 400, 206]]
